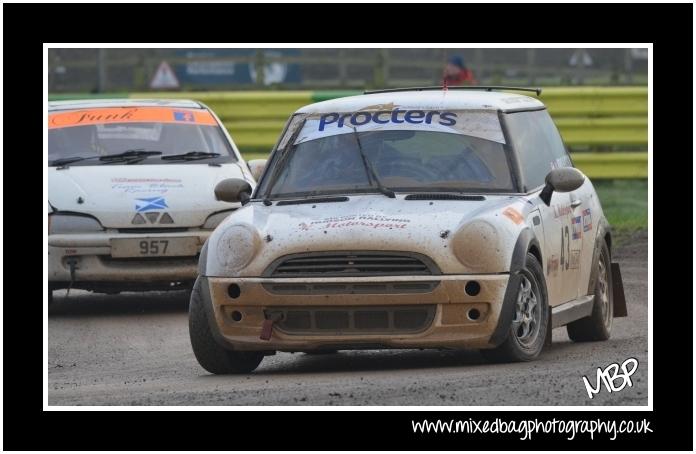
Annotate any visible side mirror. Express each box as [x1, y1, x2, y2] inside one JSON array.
[[214, 178, 252, 204], [539, 167, 585, 206], [247, 159, 268, 182]]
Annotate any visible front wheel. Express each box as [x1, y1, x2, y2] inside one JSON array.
[[567, 240, 613, 342], [188, 278, 264, 374], [481, 253, 549, 363]]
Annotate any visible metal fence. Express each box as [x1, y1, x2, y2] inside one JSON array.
[[48, 48, 648, 93]]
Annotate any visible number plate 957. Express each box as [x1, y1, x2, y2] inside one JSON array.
[[110, 237, 199, 258]]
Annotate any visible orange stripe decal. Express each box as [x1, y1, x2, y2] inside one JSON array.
[[48, 107, 217, 129]]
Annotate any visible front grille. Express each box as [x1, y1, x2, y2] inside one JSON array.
[[117, 227, 189, 234], [267, 305, 436, 335], [263, 281, 439, 295], [99, 255, 198, 266], [264, 251, 439, 277]]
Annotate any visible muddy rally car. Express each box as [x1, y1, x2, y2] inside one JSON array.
[[189, 87, 627, 374], [48, 99, 263, 301]]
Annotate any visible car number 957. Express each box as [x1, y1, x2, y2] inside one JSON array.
[[110, 237, 199, 258], [140, 239, 169, 255]]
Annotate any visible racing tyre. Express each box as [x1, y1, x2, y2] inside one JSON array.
[[189, 279, 263, 374], [481, 253, 549, 363], [567, 241, 613, 342]]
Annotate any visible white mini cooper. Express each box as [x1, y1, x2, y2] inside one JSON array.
[[48, 99, 264, 302], [189, 87, 627, 374]]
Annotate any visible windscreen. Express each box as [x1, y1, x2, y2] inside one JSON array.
[[263, 109, 515, 197], [48, 107, 236, 166]]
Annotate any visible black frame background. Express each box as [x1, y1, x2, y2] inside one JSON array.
[[4, 2, 692, 451]]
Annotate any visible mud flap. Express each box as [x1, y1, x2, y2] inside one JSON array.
[[611, 262, 628, 317]]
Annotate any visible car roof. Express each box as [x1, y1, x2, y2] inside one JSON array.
[[296, 89, 545, 114], [48, 98, 205, 112]]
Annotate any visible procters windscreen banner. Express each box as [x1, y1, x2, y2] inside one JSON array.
[[295, 110, 506, 144]]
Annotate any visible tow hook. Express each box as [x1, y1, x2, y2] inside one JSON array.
[[66, 257, 79, 297], [260, 311, 284, 341]]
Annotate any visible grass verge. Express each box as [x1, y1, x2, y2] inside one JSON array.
[[593, 179, 648, 242]]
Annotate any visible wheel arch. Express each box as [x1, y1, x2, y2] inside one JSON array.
[[198, 238, 210, 276], [489, 228, 543, 346], [604, 228, 612, 256], [587, 217, 611, 295]]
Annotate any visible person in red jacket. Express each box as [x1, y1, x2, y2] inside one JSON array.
[[443, 55, 477, 86]]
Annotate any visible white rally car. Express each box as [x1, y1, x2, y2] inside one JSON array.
[[48, 99, 263, 302], [189, 87, 627, 374]]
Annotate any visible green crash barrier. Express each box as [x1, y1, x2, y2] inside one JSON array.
[[555, 117, 648, 147], [537, 87, 648, 117], [570, 152, 648, 179], [50, 87, 648, 178]]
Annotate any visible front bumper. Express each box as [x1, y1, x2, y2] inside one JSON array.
[[48, 230, 211, 286], [203, 273, 510, 351]]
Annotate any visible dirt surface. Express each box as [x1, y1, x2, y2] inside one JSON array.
[[48, 231, 648, 406]]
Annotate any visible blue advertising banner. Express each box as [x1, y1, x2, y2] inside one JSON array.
[[174, 49, 301, 86]]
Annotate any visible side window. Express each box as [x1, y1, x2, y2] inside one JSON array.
[[504, 110, 571, 191]]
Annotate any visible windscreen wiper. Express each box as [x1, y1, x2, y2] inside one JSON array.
[[99, 150, 163, 165], [50, 156, 91, 167], [350, 126, 395, 198], [100, 150, 163, 160], [161, 151, 221, 161], [50, 150, 162, 167]]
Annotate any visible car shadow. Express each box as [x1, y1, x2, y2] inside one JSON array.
[[255, 348, 490, 375], [48, 290, 190, 317], [210, 335, 638, 377]]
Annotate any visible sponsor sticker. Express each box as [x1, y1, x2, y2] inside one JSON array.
[[298, 214, 411, 231], [173, 110, 195, 122], [318, 110, 457, 131], [582, 208, 593, 232], [49, 107, 217, 129], [553, 204, 572, 218], [112, 178, 184, 195], [294, 110, 506, 145], [571, 216, 582, 240], [569, 249, 581, 269], [502, 207, 524, 224], [135, 196, 168, 212]]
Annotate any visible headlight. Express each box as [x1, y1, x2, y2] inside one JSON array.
[[203, 210, 234, 230], [215, 223, 260, 272], [49, 213, 104, 234], [451, 220, 503, 272]]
